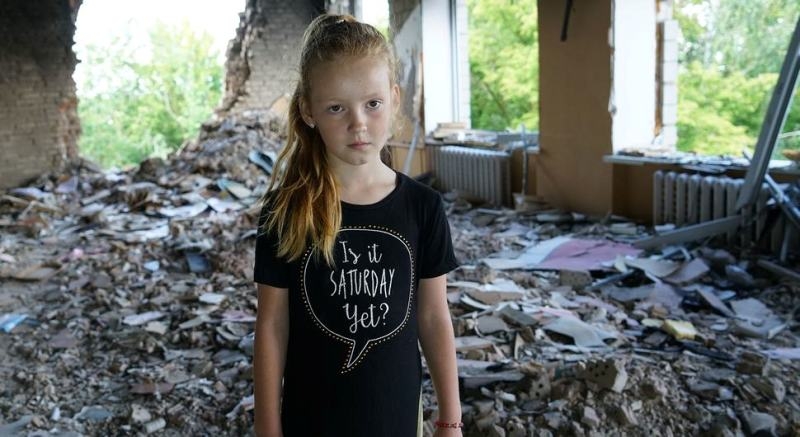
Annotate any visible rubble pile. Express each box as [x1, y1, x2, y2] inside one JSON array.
[[440, 208, 800, 436], [1, 113, 799, 436], [0, 110, 282, 436]]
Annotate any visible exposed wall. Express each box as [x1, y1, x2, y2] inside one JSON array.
[[392, 0, 471, 137], [452, 0, 471, 128], [657, 0, 680, 149], [536, 0, 676, 216], [536, 0, 614, 215], [388, 0, 472, 179], [220, 0, 323, 114], [0, 0, 81, 189], [390, 0, 424, 143]]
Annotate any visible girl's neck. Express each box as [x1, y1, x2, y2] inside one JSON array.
[[334, 162, 397, 205]]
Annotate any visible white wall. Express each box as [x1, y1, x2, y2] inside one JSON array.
[[421, 0, 471, 133], [453, 0, 471, 127], [422, 0, 454, 133], [610, 0, 657, 151]]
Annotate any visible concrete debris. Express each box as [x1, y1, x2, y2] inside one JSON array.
[[543, 316, 618, 348], [694, 286, 736, 317], [143, 417, 167, 434], [580, 406, 600, 429], [1, 111, 799, 435], [736, 351, 769, 376], [476, 315, 511, 334], [576, 358, 628, 393], [740, 411, 777, 436], [625, 256, 681, 278], [130, 404, 152, 424], [559, 269, 593, 290], [609, 403, 638, 427], [663, 257, 710, 285], [730, 298, 787, 339], [747, 377, 786, 403], [0, 415, 33, 436]]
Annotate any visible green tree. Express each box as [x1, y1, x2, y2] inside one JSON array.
[[677, 0, 800, 76], [468, 0, 538, 131], [675, 0, 800, 157], [677, 63, 761, 155], [677, 62, 778, 153], [77, 20, 223, 168]]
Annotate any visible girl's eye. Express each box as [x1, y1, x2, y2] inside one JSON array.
[[328, 105, 343, 113], [367, 100, 383, 110]]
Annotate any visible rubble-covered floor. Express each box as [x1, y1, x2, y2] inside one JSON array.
[[1, 113, 799, 436]]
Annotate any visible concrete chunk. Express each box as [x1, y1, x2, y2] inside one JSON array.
[[741, 411, 777, 436], [578, 358, 628, 393], [581, 406, 600, 429]]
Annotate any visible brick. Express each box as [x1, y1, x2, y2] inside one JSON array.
[[0, 0, 78, 189], [221, 0, 313, 115]]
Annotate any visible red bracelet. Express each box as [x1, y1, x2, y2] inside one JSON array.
[[434, 421, 464, 429]]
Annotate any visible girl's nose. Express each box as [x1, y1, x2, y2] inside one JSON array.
[[349, 110, 367, 132]]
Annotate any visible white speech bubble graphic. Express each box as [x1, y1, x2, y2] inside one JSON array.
[[302, 228, 414, 371]]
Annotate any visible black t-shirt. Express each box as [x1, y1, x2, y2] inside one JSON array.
[[254, 172, 459, 437]]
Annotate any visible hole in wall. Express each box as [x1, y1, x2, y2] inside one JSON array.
[[73, 0, 243, 168]]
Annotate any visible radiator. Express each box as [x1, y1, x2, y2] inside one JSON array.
[[653, 171, 797, 252], [428, 145, 511, 206]]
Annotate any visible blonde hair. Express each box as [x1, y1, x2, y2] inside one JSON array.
[[260, 14, 399, 265]]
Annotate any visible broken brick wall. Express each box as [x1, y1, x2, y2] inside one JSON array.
[[0, 0, 81, 189], [219, 0, 324, 115]]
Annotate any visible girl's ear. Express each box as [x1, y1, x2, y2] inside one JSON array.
[[391, 84, 400, 109], [299, 99, 315, 128]]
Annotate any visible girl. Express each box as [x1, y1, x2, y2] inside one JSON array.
[[253, 14, 463, 437]]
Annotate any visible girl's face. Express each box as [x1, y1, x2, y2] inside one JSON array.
[[302, 55, 399, 171]]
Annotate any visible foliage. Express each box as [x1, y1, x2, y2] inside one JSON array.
[[464, 0, 800, 158], [677, 62, 776, 155], [78, 3, 800, 163], [467, 0, 538, 131], [675, 0, 800, 157], [677, 0, 800, 76], [677, 97, 752, 157], [77, 21, 223, 168]]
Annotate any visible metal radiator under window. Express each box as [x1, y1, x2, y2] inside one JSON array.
[[653, 170, 797, 252], [428, 145, 511, 207]]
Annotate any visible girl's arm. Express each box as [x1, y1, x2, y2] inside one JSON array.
[[254, 284, 290, 437], [418, 275, 463, 436]]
